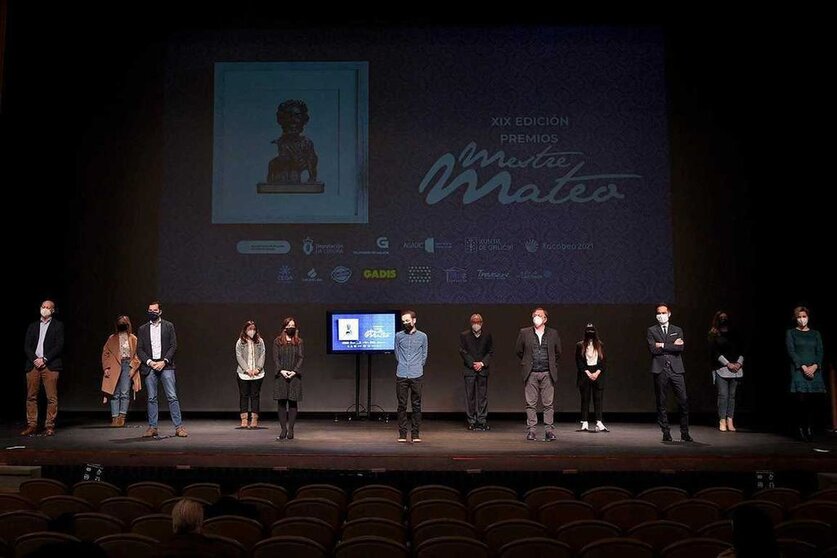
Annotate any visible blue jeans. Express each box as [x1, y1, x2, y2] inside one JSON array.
[[716, 375, 738, 419], [145, 368, 182, 428], [109, 361, 133, 417]]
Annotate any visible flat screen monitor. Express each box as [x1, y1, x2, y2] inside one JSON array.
[[326, 310, 400, 354]]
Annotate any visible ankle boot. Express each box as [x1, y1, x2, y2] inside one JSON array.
[[278, 409, 288, 439], [287, 407, 297, 439], [249, 413, 259, 429], [726, 418, 736, 432], [117, 413, 127, 427], [110, 416, 120, 427], [240, 413, 248, 428], [719, 419, 727, 432]]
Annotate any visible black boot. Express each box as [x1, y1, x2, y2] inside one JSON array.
[[287, 406, 297, 439], [277, 406, 288, 440], [805, 425, 814, 442], [796, 426, 808, 442]]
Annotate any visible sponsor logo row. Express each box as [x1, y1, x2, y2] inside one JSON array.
[[276, 266, 553, 284]]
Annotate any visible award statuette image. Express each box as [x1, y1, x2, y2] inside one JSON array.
[[258, 99, 325, 194]]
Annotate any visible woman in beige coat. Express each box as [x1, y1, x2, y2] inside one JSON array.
[[101, 315, 141, 427]]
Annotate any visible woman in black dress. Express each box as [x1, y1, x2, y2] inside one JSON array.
[[274, 317, 304, 440]]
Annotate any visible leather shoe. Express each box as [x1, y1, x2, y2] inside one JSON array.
[[545, 431, 557, 442], [20, 425, 37, 436], [526, 431, 536, 441], [142, 427, 158, 438], [479, 423, 490, 431], [175, 427, 188, 438], [681, 433, 694, 442], [467, 423, 476, 431], [44, 428, 55, 436], [662, 431, 673, 442]]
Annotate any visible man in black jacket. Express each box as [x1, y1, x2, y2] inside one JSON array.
[[22, 300, 64, 436], [515, 307, 561, 441], [458, 313, 494, 431], [647, 303, 692, 442], [137, 300, 187, 438]]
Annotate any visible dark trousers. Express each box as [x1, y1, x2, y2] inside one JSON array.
[[579, 379, 604, 421], [237, 377, 263, 413], [653, 369, 689, 434], [464, 373, 488, 425], [396, 376, 423, 436], [524, 371, 554, 432]]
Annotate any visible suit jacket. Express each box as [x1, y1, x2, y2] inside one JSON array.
[[515, 326, 561, 382], [459, 330, 494, 376], [24, 318, 64, 371], [137, 319, 177, 375], [101, 333, 142, 395], [647, 323, 685, 374]]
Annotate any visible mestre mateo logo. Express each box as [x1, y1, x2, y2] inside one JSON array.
[[418, 142, 640, 205]]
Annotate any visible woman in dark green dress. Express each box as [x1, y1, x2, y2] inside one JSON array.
[[785, 306, 825, 441], [274, 317, 303, 440]]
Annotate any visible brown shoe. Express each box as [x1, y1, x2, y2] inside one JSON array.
[[175, 427, 188, 437], [116, 414, 126, 427], [44, 428, 55, 436], [142, 427, 158, 438], [111, 417, 120, 427], [20, 425, 37, 436]]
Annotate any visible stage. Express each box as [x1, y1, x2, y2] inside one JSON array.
[[2, 418, 835, 474]]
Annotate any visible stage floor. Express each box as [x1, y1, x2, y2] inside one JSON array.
[[2, 418, 835, 473]]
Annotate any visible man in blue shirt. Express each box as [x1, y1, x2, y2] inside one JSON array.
[[395, 309, 428, 443]]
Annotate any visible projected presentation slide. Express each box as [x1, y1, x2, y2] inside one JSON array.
[[161, 26, 671, 304]]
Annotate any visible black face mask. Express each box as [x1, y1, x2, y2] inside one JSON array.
[[285, 327, 297, 337], [402, 323, 413, 332], [148, 311, 161, 322], [718, 318, 729, 327], [117, 323, 129, 332]]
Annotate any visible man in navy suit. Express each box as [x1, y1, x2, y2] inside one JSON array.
[[22, 300, 64, 436], [137, 300, 187, 438], [515, 307, 562, 441], [647, 303, 692, 442]]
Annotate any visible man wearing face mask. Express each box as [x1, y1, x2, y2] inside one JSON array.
[[648, 303, 691, 442], [395, 310, 428, 443], [137, 301, 187, 438], [459, 313, 494, 431], [515, 308, 561, 441], [21, 300, 64, 436]]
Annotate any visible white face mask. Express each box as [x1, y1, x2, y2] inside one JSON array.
[[246, 329, 256, 338], [40, 308, 52, 318], [797, 317, 808, 327], [533, 316, 544, 327], [471, 324, 482, 333], [656, 313, 669, 325]]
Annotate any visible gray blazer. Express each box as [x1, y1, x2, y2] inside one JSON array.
[[515, 327, 561, 382], [647, 323, 685, 374], [235, 338, 266, 379]]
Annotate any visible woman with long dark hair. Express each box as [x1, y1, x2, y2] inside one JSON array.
[[273, 317, 304, 440], [100, 315, 141, 427], [235, 320, 266, 428], [708, 311, 744, 432], [575, 323, 608, 432]]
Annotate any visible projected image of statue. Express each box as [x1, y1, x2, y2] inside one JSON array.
[[258, 99, 325, 193]]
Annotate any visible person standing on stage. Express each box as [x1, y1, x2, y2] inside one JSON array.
[[708, 310, 744, 432], [235, 320, 266, 429], [274, 316, 303, 440], [515, 307, 561, 441], [395, 309, 428, 443], [786, 306, 826, 442], [459, 313, 494, 431], [138, 300, 187, 438], [575, 322, 608, 433], [100, 315, 141, 427], [648, 303, 692, 442], [21, 299, 64, 436]]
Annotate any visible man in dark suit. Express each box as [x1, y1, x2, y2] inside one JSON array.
[[515, 307, 562, 441], [22, 300, 64, 436], [647, 303, 692, 442], [137, 300, 187, 438], [459, 313, 494, 431]]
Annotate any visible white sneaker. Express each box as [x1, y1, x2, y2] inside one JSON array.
[[596, 421, 609, 432], [579, 421, 589, 432]]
